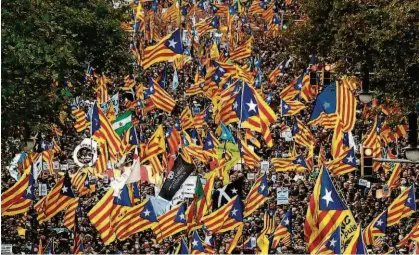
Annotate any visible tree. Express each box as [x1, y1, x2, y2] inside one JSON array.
[[1, 0, 134, 137], [283, 0, 418, 109]]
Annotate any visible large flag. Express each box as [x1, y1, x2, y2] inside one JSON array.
[[153, 203, 187, 243], [148, 78, 176, 113], [180, 107, 195, 130], [142, 125, 166, 163], [91, 103, 121, 157], [39, 171, 76, 223], [166, 127, 181, 155], [281, 99, 306, 116], [308, 81, 357, 132], [272, 209, 292, 247], [325, 148, 357, 176], [114, 199, 158, 240], [64, 198, 79, 230], [387, 185, 416, 226], [202, 195, 243, 233], [234, 82, 262, 132], [238, 139, 260, 169], [244, 174, 269, 217], [142, 29, 183, 69], [229, 37, 253, 61], [304, 165, 348, 253], [1, 166, 35, 216], [121, 126, 138, 155], [292, 117, 314, 149]]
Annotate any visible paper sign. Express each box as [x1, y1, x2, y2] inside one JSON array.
[[276, 187, 289, 205], [39, 184, 48, 196], [181, 176, 197, 198], [271, 174, 277, 183], [247, 173, 255, 180], [60, 164, 69, 171], [261, 161, 269, 173], [53, 161, 60, 170], [1, 244, 12, 255], [358, 179, 371, 188]]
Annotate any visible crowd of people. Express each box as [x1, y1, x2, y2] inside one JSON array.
[[2, 0, 419, 254]]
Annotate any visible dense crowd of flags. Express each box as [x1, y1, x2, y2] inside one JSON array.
[[1, 0, 417, 254]]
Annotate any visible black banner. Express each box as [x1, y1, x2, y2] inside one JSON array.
[[158, 156, 195, 201]]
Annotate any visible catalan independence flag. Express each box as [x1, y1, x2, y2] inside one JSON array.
[[316, 226, 341, 254], [114, 199, 158, 240], [292, 117, 314, 150], [397, 222, 419, 247], [363, 210, 387, 246], [387, 185, 416, 226], [304, 165, 348, 253], [142, 29, 183, 69], [308, 81, 357, 132], [229, 36, 253, 61], [325, 148, 357, 176], [202, 195, 243, 233], [91, 103, 121, 157], [64, 198, 79, 230], [343, 226, 367, 254], [153, 203, 187, 243], [244, 174, 269, 217], [1, 165, 35, 216], [72, 108, 88, 130], [148, 78, 176, 113], [281, 99, 306, 116], [272, 209, 292, 247], [87, 189, 115, 244]]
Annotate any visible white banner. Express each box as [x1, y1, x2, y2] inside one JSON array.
[[261, 161, 270, 173], [39, 183, 48, 196]]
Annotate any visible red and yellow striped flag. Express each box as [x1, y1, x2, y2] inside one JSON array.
[[153, 203, 187, 243], [64, 198, 79, 230]]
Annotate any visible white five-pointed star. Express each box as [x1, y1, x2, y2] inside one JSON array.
[[204, 235, 212, 244], [297, 158, 302, 163], [62, 186, 68, 193], [283, 104, 289, 110], [192, 239, 199, 247], [259, 184, 265, 191], [376, 219, 383, 226], [149, 86, 154, 92], [283, 218, 289, 225], [233, 101, 238, 109], [219, 67, 225, 72], [346, 155, 354, 163], [179, 214, 185, 220], [407, 197, 412, 204], [168, 39, 178, 48], [247, 99, 257, 112], [214, 75, 219, 80], [329, 238, 337, 247], [192, 138, 198, 144], [207, 141, 212, 146], [297, 83, 302, 88], [26, 185, 32, 194], [322, 188, 334, 207], [231, 208, 238, 216], [143, 209, 151, 217], [231, 188, 238, 194], [323, 102, 330, 109]]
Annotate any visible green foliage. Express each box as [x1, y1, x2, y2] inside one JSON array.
[[1, 0, 134, 135], [285, 0, 419, 108]]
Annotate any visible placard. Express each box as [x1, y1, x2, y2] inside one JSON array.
[[261, 161, 269, 173], [358, 179, 371, 188], [60, 164, 69, 171], [271, 174, 277, 183], [276, 187, 289, 205], [53, 161, 60, 170], [39, 184, 48, 196], [73, 138, 98, 167], [247, 173, 255, 180], [1, 244, 12, 255]]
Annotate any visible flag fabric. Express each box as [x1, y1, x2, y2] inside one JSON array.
[[114, 199, 158, 240], [238, 139, 260, 169], [398, 222, 419, 247], [229, 37, 253, 61], [121, 126, 138, 155], [91, 103, 121, 157], [142, 125, 165, 163], [343, 226, 367, 254], [245, 129, 261, 148], [292, 117, 314, 149], [193, 107, 206, 129], [268, 60, 286, 84], [234, 82, 262, 132], [153, 203, 187, 243], [304, 165, 348, 253], [148, 78, 176, 113], [363, 210, 387, 246], [112, 111, 133, 135], [181, 107, 195, 130], [175, 238, 190, 254], [387, 185, 416, 226], [301, 73, 317, 102], [244, 174, 269, 217], [381, 124, 408, 144], [331, 118, 346, 160], [64, 198, 79, 230], [166, 127, 181, 155], [71, 171, 91, 197], [387, 163, 402, 189], [1, 166, 35, 216], [220, 122, 235, 142], [202, 195, 243, 233], [316, 226, 341, 254], [309, 81, 356, 131], [94, 142, 109, 176], [195, 16, 219, 35], [272, 209, 292, 247], [142, 29, 183, 69], [191, 230, 206, 254], [325, 148, 357, 175], [40, 172, 76, 223], [280, 73, 303, 100], [281, 99, 306, 116]]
